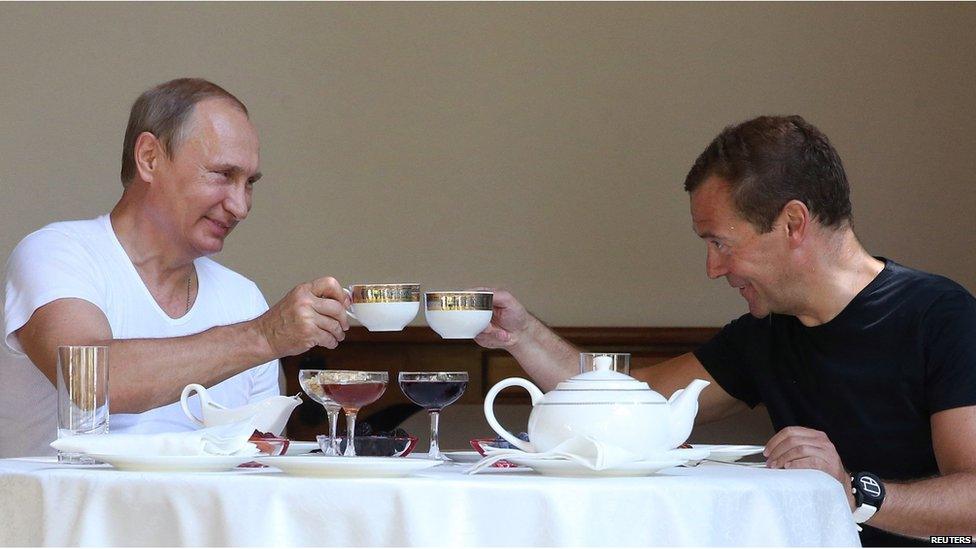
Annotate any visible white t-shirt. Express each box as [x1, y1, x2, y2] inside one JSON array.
[[1, 215, 280, 458]]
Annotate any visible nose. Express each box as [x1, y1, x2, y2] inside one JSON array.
[[224, 183, 251, 222], [705, 247, 728, 279]]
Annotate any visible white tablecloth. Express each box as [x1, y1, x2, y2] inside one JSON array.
[[0, 457, 860, 546]]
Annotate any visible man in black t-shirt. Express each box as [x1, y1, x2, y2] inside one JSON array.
[[475, 116, 976, 546]]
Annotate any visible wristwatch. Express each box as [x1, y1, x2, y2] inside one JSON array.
[[851, 471, 885, 525]]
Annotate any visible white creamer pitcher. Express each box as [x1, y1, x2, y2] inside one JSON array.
[[179, 383, 301, 436]]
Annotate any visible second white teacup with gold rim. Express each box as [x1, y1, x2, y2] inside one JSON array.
[[343, 283, 421, 332], [424, 291, 494, 339]]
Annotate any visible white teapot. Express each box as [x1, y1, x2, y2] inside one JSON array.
[[179, 383, 301, 436], [483, 356, 709, 458]]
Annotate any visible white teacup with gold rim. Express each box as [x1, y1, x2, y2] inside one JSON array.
[[343, 283, 420, 332], [424, 291, 494, 339]]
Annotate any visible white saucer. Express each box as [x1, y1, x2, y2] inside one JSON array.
[[471, 465, 532, 474], [284, 441, 319, 456], [254, 455, 442, 477], [692, 444, 765, 462], [507, 456, 686, 477], [443, 451, 483, 463], [651, 447, 711, 461], [503, 447, 708, 477], [87, 454, 255, 472]]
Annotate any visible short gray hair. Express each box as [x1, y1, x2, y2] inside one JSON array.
[[120, 78, 248, 187]]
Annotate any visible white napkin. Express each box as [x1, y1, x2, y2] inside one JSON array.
[[466, 436, 642, 474], [50, 421, 259, 457]]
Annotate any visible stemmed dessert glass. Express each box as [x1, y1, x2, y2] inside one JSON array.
[[298, 370, 343, 456], [398, 372, 469, 460], [319, 370, 389, 457]]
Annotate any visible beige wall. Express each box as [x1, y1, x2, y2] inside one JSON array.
[[2, 2, 974, 327]]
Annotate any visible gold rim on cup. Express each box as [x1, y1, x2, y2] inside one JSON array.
[[424, 291, 494, 311], [349, 284, 421, 303]]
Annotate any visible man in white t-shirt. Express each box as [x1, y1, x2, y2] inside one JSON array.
[[1, 78, 351, 457]]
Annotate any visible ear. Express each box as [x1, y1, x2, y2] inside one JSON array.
[[133, 132, 164, 184], [780, 199, 810, 249]]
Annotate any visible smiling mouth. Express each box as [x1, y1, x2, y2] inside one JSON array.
[[206, 217, 235, 234], [732, 283, 750, 299]]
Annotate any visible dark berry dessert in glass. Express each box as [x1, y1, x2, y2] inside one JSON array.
[[398, 372, 469, 460]]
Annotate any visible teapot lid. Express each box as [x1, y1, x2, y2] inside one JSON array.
[[552, 355, 666, 402]]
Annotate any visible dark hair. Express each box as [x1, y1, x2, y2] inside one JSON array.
[[120, 78, 248, 186], [683, 115, 852, 233]]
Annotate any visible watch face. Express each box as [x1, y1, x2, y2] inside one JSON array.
[[854, 472, 885, 508], [857, 475, 883, 499]]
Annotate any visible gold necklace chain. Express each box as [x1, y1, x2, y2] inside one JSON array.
[[186, 273, 192, 314]]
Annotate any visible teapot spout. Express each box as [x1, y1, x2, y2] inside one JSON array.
[[666, 379, 710, 449]]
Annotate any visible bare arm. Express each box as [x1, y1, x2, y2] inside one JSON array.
[[475, 290, 749, 425], [765, 406, 976, 537], [16, 276, 350, 413], [474, 289, 578, 390], [866, 406, 976, 537], [631, 352, 748, 424]]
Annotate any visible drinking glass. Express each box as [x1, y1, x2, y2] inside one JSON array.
[[298, 370, 343, 456], [579, 352, 631, 375], [398, 371, 468, 460], [318, 370, 389, 456], [56, 345, 109, 464]]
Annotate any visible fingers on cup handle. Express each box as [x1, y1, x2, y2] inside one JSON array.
[[310, 276, 344, 300], [492, 289, 517, 308], [341, 288, 357, 320], [465, 287, 516, 310], [311, 312, 345, 346]]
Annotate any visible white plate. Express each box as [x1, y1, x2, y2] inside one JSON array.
[[692, 444, 765, 462], [87, 454, 255, 472], [507, 456, 686, 477], [443, 451, 483, 463], [284, 441, 319, 456], [254, 455, 442, 477]]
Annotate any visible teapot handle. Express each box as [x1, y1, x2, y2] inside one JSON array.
[[483, 377, 543, 452], [179, 383, 208, 427]]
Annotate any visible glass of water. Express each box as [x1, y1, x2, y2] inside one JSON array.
[[56, 345, 109, 463], [579, 352, 631, 375]]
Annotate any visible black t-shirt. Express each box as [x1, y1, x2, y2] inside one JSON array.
[[695, 259, 976, 547]]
